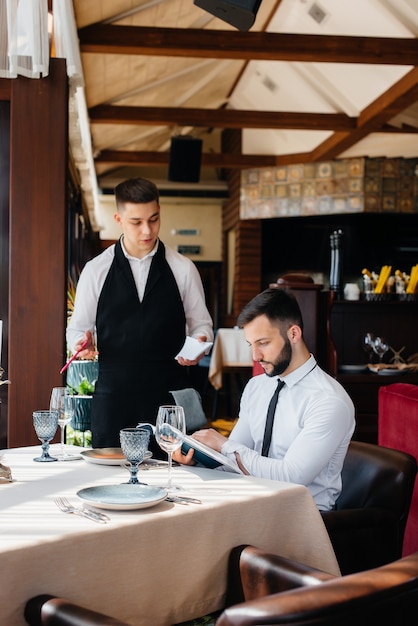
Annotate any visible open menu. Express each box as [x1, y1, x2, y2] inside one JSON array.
[[181, 433, 240, 473], [137, 422, 240, 473]]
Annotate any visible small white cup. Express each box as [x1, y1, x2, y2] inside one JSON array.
[[344, 283, 360, 301]]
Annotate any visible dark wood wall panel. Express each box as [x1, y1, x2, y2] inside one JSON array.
[[7, 59, 68, 447], [221, 129, 261, 327], [0, 100, 10, 447]]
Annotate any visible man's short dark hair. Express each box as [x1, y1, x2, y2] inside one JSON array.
[[237, 287, 304, 333], [114, 178, 160, 208]]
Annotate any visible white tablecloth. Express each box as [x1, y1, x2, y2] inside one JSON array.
[[0, 444, 340, 625], [209, 328, 253, 390]]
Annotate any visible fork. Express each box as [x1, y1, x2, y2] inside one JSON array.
[[54, 497, 109, 524]]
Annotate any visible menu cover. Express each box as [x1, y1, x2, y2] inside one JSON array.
[[181, 433, 240, 473]]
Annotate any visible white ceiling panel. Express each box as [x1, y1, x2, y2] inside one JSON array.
[[68, 0, 418, 226]]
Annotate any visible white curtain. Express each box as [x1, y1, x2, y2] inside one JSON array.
[[53, 0, 84, 87], [0, 0, 101, 230], [0, 0, 84, 85], [0, 0, 49, 78]]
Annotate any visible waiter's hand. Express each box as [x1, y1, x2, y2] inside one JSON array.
[[177, 335, 209, 367], [75, 330, 99, 360]]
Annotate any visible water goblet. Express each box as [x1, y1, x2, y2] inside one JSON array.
[[33, 410, 59, 462], [155, 405, 186, 492], [120, 428, 150, 484]]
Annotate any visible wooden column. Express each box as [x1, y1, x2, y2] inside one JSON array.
[[0, 93, 11, 446], [7, 59, 68, 447]]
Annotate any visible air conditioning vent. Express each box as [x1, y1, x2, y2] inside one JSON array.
[[308, 2, 327, 24], [262, 75, 278, 94]]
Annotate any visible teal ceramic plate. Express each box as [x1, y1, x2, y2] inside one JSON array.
[[76, 484, 167, 510]]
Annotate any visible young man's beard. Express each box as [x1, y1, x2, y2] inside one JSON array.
[[268, 338, 292, 377]]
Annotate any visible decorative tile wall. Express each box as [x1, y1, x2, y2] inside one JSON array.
[[240, 157, 418, 219]]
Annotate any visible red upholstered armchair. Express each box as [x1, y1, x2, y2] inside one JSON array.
[[378, 383, 418, 556]]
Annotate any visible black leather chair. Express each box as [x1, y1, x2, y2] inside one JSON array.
[[321, 440, 417, 575], [218, 545, 418, 626]]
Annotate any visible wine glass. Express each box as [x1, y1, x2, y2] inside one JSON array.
[[33, 410, 59, 462], [155, 405, 186, 492], [50, 387, 78, 461], [119, 428, 151, 484], [372, 336, 390, 363], [362, 332, 375, 364]]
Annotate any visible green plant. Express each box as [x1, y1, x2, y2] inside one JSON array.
[[67, 376, 96, 396], [66, 425, 92, 447]]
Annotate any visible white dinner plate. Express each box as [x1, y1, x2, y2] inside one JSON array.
[[377, 368, 407, 376], [338, 364, 368, 374], [76, 484, 168, 510], [80, 448, 152, 466]]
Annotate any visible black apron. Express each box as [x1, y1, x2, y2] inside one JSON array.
[[91, 239, 189, 449]]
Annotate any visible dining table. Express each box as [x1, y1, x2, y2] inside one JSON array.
[[208, 328, 253, 391], [0, 443, 340, 626], [208, 328, 254, 420]]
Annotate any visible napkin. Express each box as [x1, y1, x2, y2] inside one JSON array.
[[175, 336, 213, 361], [0, 462, 12, 482], [367, 363, 418, 373]]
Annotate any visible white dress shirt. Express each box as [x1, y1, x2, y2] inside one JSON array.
[[66, 239, 213, 352], [221, 355, 355, 510]]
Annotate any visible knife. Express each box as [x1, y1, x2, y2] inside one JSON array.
[[166, 495, 202, 505], [81, 507, 110, 522]]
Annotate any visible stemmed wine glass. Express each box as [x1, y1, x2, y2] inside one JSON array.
[[50, 387, 78, 460], [362, 332, 375, 364], [155, 405, 186, 492], [33, 410, 59, 462], [372, 336, 390, 364], [120, 428, 151, 484]]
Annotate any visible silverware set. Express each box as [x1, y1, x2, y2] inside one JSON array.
[[54, 497, 110, 523], [55, 493, 201, 521]]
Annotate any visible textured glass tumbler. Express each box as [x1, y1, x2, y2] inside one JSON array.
[[33, 410, 59, 462], [120, 428, 150, 484]]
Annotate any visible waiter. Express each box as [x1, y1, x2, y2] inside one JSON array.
[[66, 177, 213, 449]]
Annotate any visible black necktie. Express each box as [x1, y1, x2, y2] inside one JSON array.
[[262, 379, 285, 457]]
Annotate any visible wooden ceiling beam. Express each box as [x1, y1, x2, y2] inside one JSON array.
[[89, 105, 356, 131], [78, 25, 418, 65], [310, 67, 418, 160], [94, 149, 313, 169]]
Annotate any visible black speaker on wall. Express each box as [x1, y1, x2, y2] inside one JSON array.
[[168, 136, 203, 183], [193, 0, 262, 31]]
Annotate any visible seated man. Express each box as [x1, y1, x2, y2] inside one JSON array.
[[173, 288, 355, 511]]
